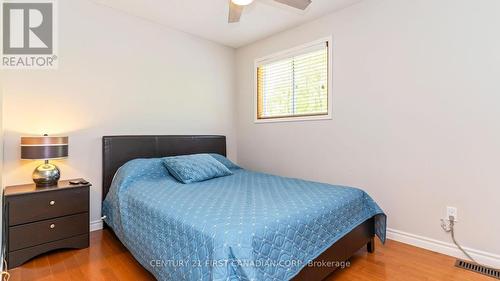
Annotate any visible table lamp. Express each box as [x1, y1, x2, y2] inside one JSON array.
[[21, 134, 69, 187]]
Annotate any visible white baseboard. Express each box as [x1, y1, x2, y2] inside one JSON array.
[[387, 228, 500, 268], [90, 220, 103, 232]]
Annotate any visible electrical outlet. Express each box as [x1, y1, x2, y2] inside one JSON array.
[[447, 206, 458, 221]]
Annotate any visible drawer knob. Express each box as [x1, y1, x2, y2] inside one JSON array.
[[49, 200, 55, 206], [50, 224, 55, 229]]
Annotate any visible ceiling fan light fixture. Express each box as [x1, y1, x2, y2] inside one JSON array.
[[231, 0, 254, 6]]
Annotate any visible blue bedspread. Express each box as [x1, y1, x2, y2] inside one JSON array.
[[103, 159, 386, 281]]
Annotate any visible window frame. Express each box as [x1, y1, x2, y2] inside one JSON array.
[[254, 36, 333, 123]]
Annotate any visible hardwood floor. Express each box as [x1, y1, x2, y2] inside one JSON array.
[[8, 229, 494, 281]]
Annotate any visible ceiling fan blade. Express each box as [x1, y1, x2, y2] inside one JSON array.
[[228, 1, 244, 23], [273, 0, 312, 10]]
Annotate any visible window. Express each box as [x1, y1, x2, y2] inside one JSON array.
[[255, 39, 331, 122]]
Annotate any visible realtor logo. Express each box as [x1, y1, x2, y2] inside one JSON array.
[[1, 0, 58, 69]]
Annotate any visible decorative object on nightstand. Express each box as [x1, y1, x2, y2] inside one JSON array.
[[21, 134, 69, 187], [4, 179, 91, 268]]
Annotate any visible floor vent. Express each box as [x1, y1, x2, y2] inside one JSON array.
[[455, 259, 500, 279]]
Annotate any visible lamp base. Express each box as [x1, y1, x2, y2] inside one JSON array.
[[33, 162, 61, 187]]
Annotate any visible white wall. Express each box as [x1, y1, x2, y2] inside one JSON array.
[[0, 68, 4, 267], [1, 0, 237, 228], [236, 0, 500, 265]]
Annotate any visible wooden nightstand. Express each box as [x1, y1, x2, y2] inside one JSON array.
[[4, 179, 91, 268]]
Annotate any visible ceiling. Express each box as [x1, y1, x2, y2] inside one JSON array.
[[92, 0, 362, 48]]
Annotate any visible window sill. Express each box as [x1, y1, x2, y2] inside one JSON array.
[[254, 114, 332, 124]]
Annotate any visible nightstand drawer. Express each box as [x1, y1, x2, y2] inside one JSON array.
[[9, 213, 89, 251], [8, 187, 89, 226]]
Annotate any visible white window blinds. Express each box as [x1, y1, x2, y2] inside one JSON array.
[[256, 41, 329, 120]]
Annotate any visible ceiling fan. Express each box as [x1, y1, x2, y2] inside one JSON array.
[[228, 0, 312, 23]]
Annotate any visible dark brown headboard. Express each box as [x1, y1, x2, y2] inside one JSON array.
[[102, 135, 226, 201]]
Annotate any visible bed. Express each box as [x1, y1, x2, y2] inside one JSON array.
[[101, 135, 386, 281]]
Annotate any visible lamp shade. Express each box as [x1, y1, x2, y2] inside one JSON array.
[[21, 136, 69, 160]]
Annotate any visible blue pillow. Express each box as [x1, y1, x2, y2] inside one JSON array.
[[209, 153, 241, 170], [162, 154, 233, 184]]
